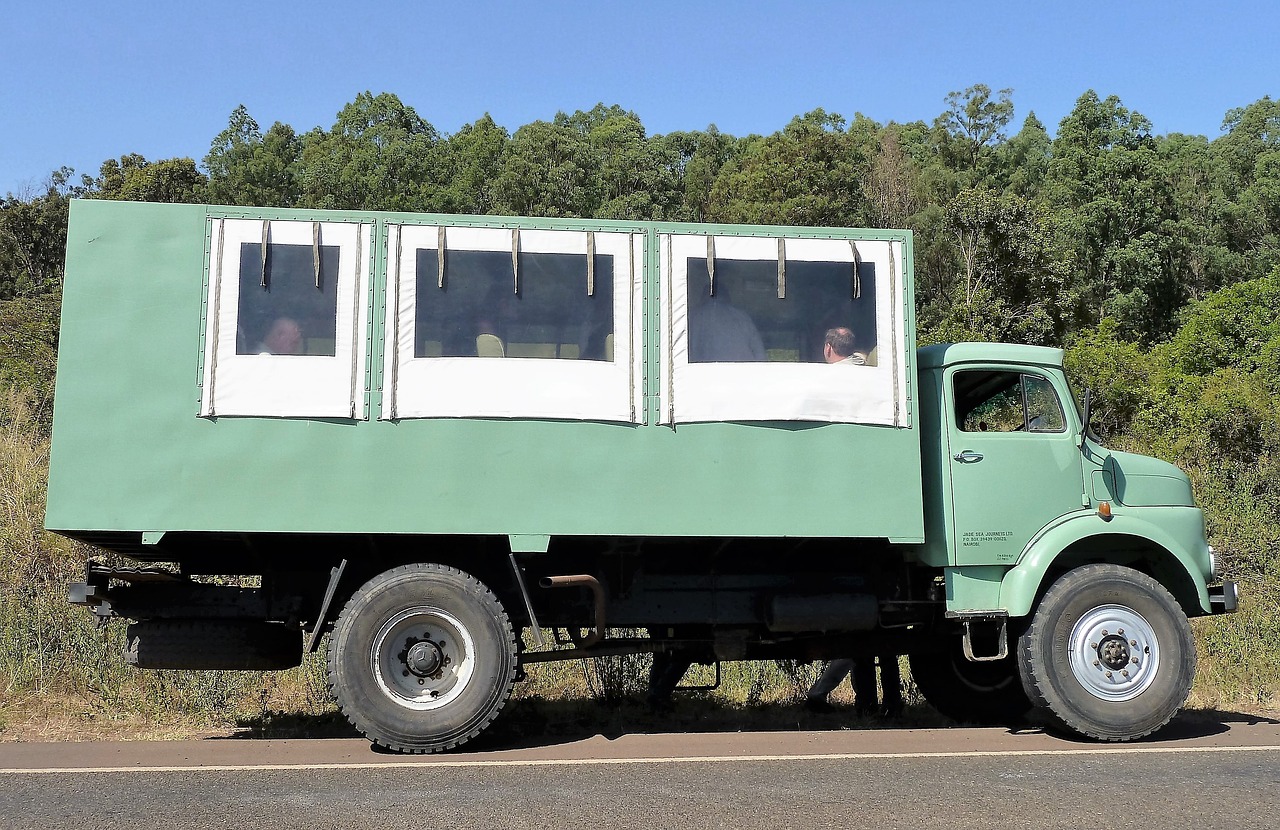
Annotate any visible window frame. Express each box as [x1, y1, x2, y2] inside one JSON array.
[[660, 233, 910, 427], [199, 218, 371, 419], [382, 223, 644, 422], [953, 369, 1069, 435]]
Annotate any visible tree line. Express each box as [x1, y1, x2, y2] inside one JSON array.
[[4, 87, 1278, 342]]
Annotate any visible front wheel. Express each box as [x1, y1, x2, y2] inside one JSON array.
[[328, 563, 518, 753], [1018, 564, 1196, 741]]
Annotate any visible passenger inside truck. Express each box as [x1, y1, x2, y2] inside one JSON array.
[[685, 256, 877, 365], [235, 241, 339, 357], [415, 247, 615, 361]]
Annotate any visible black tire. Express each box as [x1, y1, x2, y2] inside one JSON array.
[[909, 640, 1032, 725], [1018, 564, 1195, 742], [327, 563, 517, 753]]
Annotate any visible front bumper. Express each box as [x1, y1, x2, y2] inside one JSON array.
[[1208, 580, 1239, 614]]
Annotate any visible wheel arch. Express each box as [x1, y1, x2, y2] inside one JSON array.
[[305, 536, 533, 649], [1000, 515, 1211, 619]]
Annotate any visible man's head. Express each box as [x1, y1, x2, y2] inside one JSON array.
[[823, 326, 856, 363], [263, 317, 303, 355]]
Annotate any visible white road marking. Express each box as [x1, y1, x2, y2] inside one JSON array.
[[2, 743, 1279, 775]]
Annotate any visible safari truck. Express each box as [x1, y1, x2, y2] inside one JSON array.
[[50, 200, 1237, 752]]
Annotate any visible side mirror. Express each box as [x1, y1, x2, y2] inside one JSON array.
[[1077, 388, 1093, 448]]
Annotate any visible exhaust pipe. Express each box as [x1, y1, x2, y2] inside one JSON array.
[[539, 574, 606, 648]]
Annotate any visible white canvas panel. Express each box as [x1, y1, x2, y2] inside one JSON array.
[[663, 233, 910, 427], [385, 225, 643, 422], [200, 218, 370, 418]]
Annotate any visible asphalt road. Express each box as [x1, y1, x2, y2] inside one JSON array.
[[3, 714, 1278, 830]]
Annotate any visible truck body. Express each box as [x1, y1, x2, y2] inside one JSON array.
[[51, 200, 1237, 750]]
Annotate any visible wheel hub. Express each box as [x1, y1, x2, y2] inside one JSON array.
[[1068, 604, 1160, 702], [404, 639, 444, 677], [1097, 634, 1131, 670], [371, 606, 477, 711]]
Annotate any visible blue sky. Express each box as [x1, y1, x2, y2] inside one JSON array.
[[3, 1, 1276, 196]]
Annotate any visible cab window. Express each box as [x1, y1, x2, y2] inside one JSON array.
[[955, 370, 1066, 433]]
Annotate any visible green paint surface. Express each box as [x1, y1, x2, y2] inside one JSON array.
[[47, 201, 925, 541]]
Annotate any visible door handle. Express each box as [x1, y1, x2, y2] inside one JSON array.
[[953, 450, 984, 464]]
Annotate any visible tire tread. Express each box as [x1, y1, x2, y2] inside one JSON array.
[[327, 562, 518, 754]]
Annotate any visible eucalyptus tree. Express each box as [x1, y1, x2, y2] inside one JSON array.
[[205, 105, 302, 207], [87, 154, 207, 204], [492, 117, 597, 217], [1044, 91, 1181, 341], [707, 109, 869, 227], [297, 92, 446, 212], [439, 114, 510, 215], [653, 126, 742, 222]]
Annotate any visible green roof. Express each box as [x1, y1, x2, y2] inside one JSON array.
[[917, 342, 1065, 369]]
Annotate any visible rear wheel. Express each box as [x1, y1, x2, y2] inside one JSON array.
[[327, 563, 517, 753], [909, 640, 1031, 725], [1018, 564, 1195, 741]]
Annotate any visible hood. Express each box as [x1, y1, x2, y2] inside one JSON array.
[[1103, 449, 1195, 508]]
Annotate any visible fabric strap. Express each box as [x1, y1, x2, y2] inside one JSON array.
[[850, 240, 862, 299], [348, 225, 363, 419], [511, 228, 520, 294], [437, 226, 446, 288], [706, 235, 716, 296], [777, 238, 786, 299], [312, 222, 321, 288], [207, 218, 226, 416], [260, 220, 269, 287], [889, 241, 900, 428]]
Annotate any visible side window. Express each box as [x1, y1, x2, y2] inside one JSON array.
[[385, 225, 641, 422], [685, 258, 877, 365], [1023, 374, 1067, 433], [200, 219, 370, 419], [955, 371, 1066, 433], [236, 242, 339, 356], [414, 249, 613, 360], [664, 235, 909, 428]]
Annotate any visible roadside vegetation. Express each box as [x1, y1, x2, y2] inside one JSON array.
[[1, 86, 1277, 739]]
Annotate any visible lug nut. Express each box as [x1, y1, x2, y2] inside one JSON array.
[[1118, 629, 1125, 636], [1131, 640, 1138, 646], [1093, 660, 1100, 667], [1091, 642, 1098, 650], [1132, 658, 1139, 665], [1106, 671, 1113, 678]]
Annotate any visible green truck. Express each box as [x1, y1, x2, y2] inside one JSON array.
[[52, 200, 1237, 751]]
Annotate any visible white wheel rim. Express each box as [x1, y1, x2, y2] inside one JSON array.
[[371, 606, 477, 711], [1068, 604, 1160, 702]]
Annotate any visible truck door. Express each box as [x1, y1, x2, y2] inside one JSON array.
[[946, 368, 1083, 566]]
